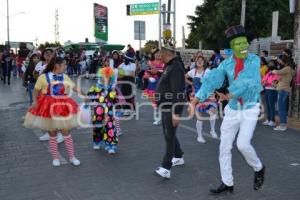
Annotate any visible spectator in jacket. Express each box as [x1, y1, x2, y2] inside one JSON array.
[[272, 56, 294, 131]]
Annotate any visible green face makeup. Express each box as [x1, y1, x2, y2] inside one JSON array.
[[230, 36, 249, 59]]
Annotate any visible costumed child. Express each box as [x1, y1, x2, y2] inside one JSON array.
[[88, 64, 119, 154], [143, 49, 164, 125], [24, 57, 86, 167], [185, 55, 218, 143]]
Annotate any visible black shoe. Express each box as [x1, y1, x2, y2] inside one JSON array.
[[210, 182, 234, 194], [254, 165, 265, 190]]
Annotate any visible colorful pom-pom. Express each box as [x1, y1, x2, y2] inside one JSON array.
[[89, 86, 95, 92], [108, 129, 114, 137], [99, 96, 105, 103], [95, 87, 101, 93], [109, 91, 116, 99], [118, 68, 125, 78], [96, 107, 104, 115]]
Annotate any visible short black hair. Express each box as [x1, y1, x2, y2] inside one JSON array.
[[214, 49, 220, 54], [260, 57, 267, 65], [40, 48, 54, 61], [262, 50, 268, 56]]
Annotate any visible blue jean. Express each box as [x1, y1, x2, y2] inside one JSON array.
[[28, 82, 35, 105], [12, 65, 17, 76], [67, 65, 73, 75], [278, 90, 289, 124], [264, 89, 278, 122]]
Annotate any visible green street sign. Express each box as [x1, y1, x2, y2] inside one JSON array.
[[127, 2, 159, 16]]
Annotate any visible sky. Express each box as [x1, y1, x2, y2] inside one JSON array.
[[0, 0, 203, 49]]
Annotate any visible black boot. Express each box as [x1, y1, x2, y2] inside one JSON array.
[[210, 182, 234, 194], [254, 165, 265, 190]]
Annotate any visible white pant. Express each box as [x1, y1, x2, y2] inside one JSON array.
[[219, 104, 263, 186]]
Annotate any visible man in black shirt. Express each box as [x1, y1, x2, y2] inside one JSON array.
[[154, 44, 186, 179]]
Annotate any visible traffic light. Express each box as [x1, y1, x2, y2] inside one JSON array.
[[126, 5, 131, 16]]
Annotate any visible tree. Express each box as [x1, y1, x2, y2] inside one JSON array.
[[186, 0, 294, 49], [142, 40, 159, 54], [38, 42, 62, 51]]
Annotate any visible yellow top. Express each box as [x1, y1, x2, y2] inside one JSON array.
[[34, 73, 75, 94], [260, 65, 268, 78]]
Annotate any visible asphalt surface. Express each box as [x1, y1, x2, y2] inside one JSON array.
[[0, 77, 300, 200]]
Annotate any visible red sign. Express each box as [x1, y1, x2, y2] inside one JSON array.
[[95, 4, 107, 17]]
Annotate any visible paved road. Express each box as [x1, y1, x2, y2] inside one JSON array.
[[0, 77, 300, 200]]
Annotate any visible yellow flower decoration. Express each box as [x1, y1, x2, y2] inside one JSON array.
[[109, 91, 116, 99], [89, 86, 95, 92], [95, 87, 101, 93], [103, 133, 108, 140], [99, 96, 105, 103]]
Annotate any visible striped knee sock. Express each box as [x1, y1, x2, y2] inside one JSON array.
[[64, 135, 75, 159], [49, 137, 59, 160]]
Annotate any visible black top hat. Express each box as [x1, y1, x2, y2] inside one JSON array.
[[224, 25, 253, 48]]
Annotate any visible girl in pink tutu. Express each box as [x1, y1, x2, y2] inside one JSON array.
[[143, 49, 164, 125], [24, 57, 87, 167]]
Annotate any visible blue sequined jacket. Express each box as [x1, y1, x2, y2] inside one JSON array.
[[196, 53, 262, 110]]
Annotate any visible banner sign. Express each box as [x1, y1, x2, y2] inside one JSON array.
[[94, 3, 108, 41]]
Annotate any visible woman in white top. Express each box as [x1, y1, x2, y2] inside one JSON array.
[[185, 55, 218, 143], [119, 52, 136, 116], [34, 48, 55, 76]]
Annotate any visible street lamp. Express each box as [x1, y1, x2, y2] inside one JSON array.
[[0, 0, 25, 49], [6, 0, 9, 49]]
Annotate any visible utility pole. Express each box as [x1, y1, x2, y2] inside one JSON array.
[[159, 0, 162, 49], [159, 0, 176, 47], [293, 0, 300, 118], [54, 9, 59, 43], [167, 0, 171, 25], [173, 0, 176, 43], [182, 26, 185, 49], [7, 0, 10, 49], [294, 0, 300, 72], [240, 0, 246, 26], [139, 21, 141, 56]]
